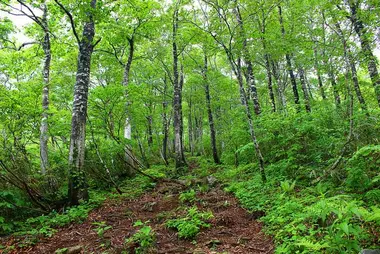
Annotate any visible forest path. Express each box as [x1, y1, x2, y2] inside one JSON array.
[[3, 180, 273, 254]]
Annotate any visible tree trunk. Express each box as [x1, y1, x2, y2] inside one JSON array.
[[349, 1, 380, 107], [122, 36, 137, 176], [264, 53, 276, 112], [147, 115, 153, 147], [313, 46, 326, 100], [335, 22, 367, 112], [179, 60, 186, 163], [203, 54, 220, 164], [278, 5, 300, 108], [348, 49, 367, 112], [161, 76, 169, 166], [326, 61, 341, 106], [188, 96, 194, 156], [260, 21, 276, 112], [40, 5, 50, 175], [321, 11, 340, 107], [172, 8, 186, 169], [235, 4, 261, 115], [298, 67, 311, 112], [68, 0, 96, 205], [135, 131, 149, 168], [236, 58, 266, 182], [271, 60, 287, 112], [209, 2, 266, 181]]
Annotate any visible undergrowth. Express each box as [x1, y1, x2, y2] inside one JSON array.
[[215, 151, 380, 254], [0, 172, 157, 249]]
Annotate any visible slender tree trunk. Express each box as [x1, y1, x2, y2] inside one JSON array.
[[235, 4, 261, 115], [179, 60, 186, 162], [172, 8, 186, 169], [313, 46, 326, 100], [147, 114, 153, 147], [286, 55, 300, 107], [278, 5, 300, 109], [194, 114, 204, 155], [298, 67, 311, 112], [349, 1, 380, 107], [162, 102, 169, 165], [348, 49, 367, 112], [335, 22, 367, 112], [161, 75, 170, 165], [40, 5, 50, 175], [188, 97, 194, 156], [260, 21, 276, 112], [209, 2, 266, 181], [236, 58, 266, 182], [265, 53, 276, 112], [135, 131, 149, 168], [68, 0, 96, 205], [122, 36, 137, 175], [271, 60, 287, 112], [203, 54, 220, 164], [321, 11, 340, 107], [326, 60, 341, 106]]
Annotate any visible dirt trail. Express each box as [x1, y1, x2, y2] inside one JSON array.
[[2, 182, 273, 254]]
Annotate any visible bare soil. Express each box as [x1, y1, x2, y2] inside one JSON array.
[[1, 182, 274, 254]]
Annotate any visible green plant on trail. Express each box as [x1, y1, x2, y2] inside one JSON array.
[[92, 221, 112, 238], [166, 206, 213, 239], [179, 189, 197, 204], [54, 247, 68, 254], [125, 220, 155, 254]]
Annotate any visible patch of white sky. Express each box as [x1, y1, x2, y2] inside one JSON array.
[[1, 3, 42, 43]]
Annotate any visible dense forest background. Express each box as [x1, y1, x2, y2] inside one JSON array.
[[0, 0, 379, 253]]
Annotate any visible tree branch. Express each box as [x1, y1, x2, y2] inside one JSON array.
[[53, 0, 80, 45]]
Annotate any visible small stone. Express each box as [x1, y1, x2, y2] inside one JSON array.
[[142, 201, 157, 212], [206, 176, 218, 186], [56, 245, 82, 254], [360, 250, 380, 254], [193, 248, 206, 254], [205, 239, 221, 247]]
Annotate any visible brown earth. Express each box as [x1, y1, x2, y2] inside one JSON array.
[[1, 182, 274, 254]]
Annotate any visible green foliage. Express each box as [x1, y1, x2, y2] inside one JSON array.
[[9, 192, 107, 239], [179, 189, 197, 204], [364, 189, 380, 205], [219, 164, 379, 253], [0, 216, 13, 235], [280, 180, 297, 193], [125, 220, 155, 254], [345, 145, 380, 192], [166, 206, 213, 239]]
